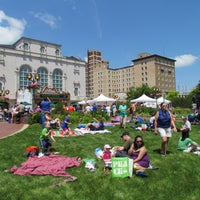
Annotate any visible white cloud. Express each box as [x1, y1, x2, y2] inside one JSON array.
[[175, 54, 198, 68], [84, 56, 88, 62], [0, 10, 26, 44], [30, 11, 57, 29]]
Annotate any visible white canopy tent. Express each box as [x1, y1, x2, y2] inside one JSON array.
[[130, 94, 156, 103], [87, 94, 116, 104], [78, 100, 86, 105], [157, 97, 171, 104]]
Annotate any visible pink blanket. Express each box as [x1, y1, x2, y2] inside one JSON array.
[[10, 155, 81, 177]]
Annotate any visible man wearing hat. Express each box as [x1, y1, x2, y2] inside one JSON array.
[[114, 132, 133, 157]]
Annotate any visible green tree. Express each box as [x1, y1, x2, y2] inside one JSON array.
[[188, 81, 200, 108], [126, 84, 152, 102], [166, 90, 179, 101]]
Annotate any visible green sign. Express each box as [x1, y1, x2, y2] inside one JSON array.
[[112, 157, 133, 178]]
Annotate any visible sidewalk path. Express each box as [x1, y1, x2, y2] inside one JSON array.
[[0, 122, 29, 139]]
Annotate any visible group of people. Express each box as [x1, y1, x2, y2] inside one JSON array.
[[37, 97, 199, 175], [38, 97, 73, 155], [100, 101, 200, 177], [101, 132, 151, 177]]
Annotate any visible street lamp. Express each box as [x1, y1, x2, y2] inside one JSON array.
[[27, 73, 40, 83], [151, 87, 161, 108], [27, 73, 40, 106], [0, 89, 10, 96], [0, 89, 10, 107]]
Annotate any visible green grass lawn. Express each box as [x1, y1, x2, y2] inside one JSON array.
[[0, 122, 200, 200]]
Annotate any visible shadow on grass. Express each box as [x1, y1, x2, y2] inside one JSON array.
[[153, 149, 173, 155]]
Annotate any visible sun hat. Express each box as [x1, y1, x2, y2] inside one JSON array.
[[104, 144, 111, 150]]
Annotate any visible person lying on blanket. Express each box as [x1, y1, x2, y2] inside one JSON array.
[[39, 127, 56, 155], [85, 117, 104, 131]]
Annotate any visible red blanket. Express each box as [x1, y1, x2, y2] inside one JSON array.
[[10, 155, 81, 177]]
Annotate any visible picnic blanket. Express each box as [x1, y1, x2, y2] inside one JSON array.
[[74, 128, 111, 135], [10, 155, 81, 177], [77, 121, 120, 129], [51, 130, 83, 137]]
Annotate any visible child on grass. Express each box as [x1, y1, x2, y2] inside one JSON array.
[[39, 127, 56, 154], [102, 144, 112, 172]]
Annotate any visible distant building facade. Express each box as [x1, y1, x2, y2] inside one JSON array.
[[0, 37, 86, 105], [86, 50, 176, 99]]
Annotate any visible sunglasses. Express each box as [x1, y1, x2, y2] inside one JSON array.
[[136, 140, 143, 142]]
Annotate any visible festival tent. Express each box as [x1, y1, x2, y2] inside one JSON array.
[[156, 97, 171, 104], [87, 94, 116, 104], [78, 100, 86, 105], [130, 94, 156, 103]]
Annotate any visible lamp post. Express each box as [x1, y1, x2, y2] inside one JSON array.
[[0, 89, 10, 110], [151, 87, 161, 108], [0, 89, 10, 96], [27, 73, 40, 107]]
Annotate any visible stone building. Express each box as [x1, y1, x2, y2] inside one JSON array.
[[0, 37, 86, 107]]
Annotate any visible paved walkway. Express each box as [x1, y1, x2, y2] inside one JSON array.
[[0, 122, 29, 139]]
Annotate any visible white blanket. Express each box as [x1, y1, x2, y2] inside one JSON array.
[[74, 128, 111, 135]]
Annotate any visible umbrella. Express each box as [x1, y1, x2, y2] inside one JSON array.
[[23, 101, 32, 106]]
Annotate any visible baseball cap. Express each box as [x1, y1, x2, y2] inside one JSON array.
[[121, 132, 130, 138]]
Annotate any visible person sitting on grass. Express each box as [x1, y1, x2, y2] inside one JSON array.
[[102, 144, 112, 173], [39, 127, 56, 155], [113, 132, 133, 158], [178, 116, 192, 138], [61, 113, 71, 135], [128, 135, 150, 177], [178, 130, 199, 153], [85, 117, 104, 131]]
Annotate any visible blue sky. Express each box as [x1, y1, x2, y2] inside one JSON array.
[[0, 0, 199, 93]]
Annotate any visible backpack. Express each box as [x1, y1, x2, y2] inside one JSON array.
[[25, 146, 39, 157]]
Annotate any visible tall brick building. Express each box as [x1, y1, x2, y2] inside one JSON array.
[[86, 50, 176, 99]]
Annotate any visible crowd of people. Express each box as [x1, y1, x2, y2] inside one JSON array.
[[93, 101, 200, 177], [2, 95, 199, 177]]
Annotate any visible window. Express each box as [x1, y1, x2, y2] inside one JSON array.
[[19, 65, 32, 88], [53, 69, 62, 91], [74, 88, 79, 96], [40, 46, 46, 54], [55, 49, 60, 56], [37, 67, 48, 89], [0, 82, 2, 90], [23, 43, 29, 51]]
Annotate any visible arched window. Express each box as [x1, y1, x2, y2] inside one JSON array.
[[19, 65, 32, 88], [37, 67, 48, 89], [53, 69, 62, 91], [0, 82, 2, 90]]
